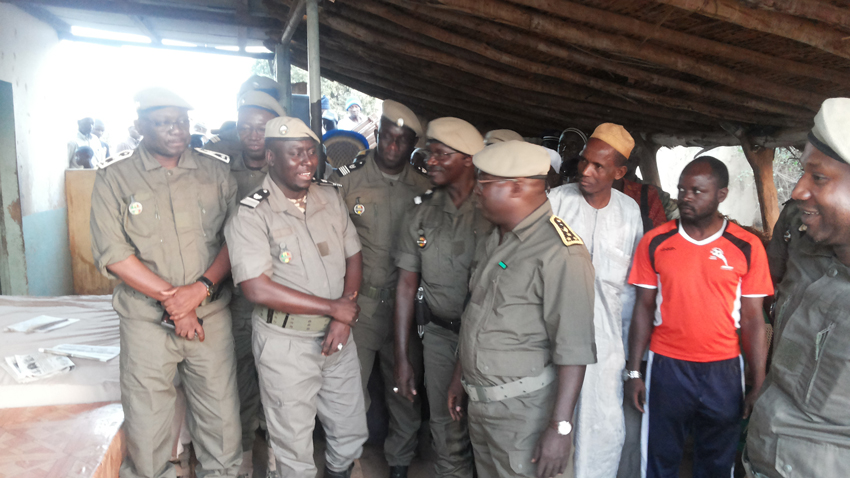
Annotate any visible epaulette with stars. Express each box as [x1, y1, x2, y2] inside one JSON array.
[[313, 177, 342, 188], [240, 189, 270, 208], [413, 189, 435, 205], [195, 148, 230, 164], [97, 149, 134, 169], [550, 215, 584, 247], [334, 153, 367, 177]]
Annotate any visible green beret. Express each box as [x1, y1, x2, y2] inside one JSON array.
[[237, 75, 283, 101], [238, 91, 285, 117], [382, 100, 422, 137]]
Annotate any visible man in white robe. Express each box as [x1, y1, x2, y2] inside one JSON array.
[[548, 123, 643, 478]]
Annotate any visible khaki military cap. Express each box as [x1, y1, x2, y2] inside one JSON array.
[[427, 117, 484, 156], [237, 75, 284, 101], [134, 87, 193, 112], [473, 140, 550, 177], [590, 123, 634, 158], [484, 129, 524, 146], [238, 91, 286, 117], [382, 100, 422, 138], [265, 116, 319, 143], [811, 97, 850, 164]]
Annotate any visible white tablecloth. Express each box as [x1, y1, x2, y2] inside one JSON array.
[[0, 295, 120, 408]]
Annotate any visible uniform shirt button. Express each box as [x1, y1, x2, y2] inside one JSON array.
[[167, 171, 172, 176], [828, 268, 838, 277], [484, 366, 489, 370], [785, 464, 792, 472]]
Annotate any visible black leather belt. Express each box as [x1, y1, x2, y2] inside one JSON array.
[[431, 315, 461, 334]]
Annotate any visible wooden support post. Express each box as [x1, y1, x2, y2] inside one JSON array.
[[305, 0, 323, 177], [275, 43, 292, 115], [633, 134, 663, 188], [740, 137, 780, 234]]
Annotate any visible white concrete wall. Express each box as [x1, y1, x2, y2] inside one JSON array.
[[0, 4, 74, 294], [656, 146, 761, 228]]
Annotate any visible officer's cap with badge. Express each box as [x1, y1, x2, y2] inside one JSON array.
[[810, 97, 850, 165], [382, 100, 423, 138], [427, 117, 485, 156], [264, 116, 320, 143], [238, 90, 286, 118], [484, 129, 524, 147], [134, 87, 193, 113]]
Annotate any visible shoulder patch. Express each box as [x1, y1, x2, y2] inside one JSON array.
[[314, 177, 342, 188], [335, 155, 366, 177], [98, 149, 134, 169], [240, 189, 270, 208], [550, 215, 584, 247], [413, 189, 435, 205], [207, 135, 221, 144], [195, 148, 230, 164]]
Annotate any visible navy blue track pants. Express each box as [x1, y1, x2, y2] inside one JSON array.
[[641, 351, 743, 478]]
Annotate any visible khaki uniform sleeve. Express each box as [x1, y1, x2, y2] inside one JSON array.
[[225, 208, 272, 285], [223, 171, 239, 229], [544, 246, 597, 365], [90, 171, 135, 278], [394, 204, 421, 273], [337, 190, 362, 258]]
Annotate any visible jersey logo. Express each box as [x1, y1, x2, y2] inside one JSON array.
[[240, 189, 270, 208], [709, 247, 734, 270], [550, 215, 583, 247]]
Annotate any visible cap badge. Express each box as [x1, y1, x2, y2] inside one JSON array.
[[784, 230, 791, 243], [128, 201, 143, 216], [397, 118, 404, 128], [279, 125, 288, 135], [353, 198, 365, 216], [417, 228, 427, 248]]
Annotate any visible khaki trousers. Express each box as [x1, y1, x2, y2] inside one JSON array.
[[468, 384, 567, 478], [423, 323, 474, 478], [229, 291, 262, 452], [118, 309, 242, 478], [352, 293, 423, 466], [253, 318, 368, 477]]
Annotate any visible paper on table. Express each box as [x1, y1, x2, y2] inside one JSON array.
[[4, 315, 79, 333], [40, 344, 120, 362], [3, 353, 75, 383]]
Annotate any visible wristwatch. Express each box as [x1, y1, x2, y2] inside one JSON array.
[[197, 276, 214, 297], [622, 369, 642, 381], [550, 420, 572, 436]]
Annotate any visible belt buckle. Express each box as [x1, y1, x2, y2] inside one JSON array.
[[474, 385, 489, 403]]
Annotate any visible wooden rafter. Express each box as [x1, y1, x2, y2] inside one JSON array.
[[505, 0, 849, 87], [426, 0, 822, 109], [384, 0, 809, 118], [655, 0, 850, 59], [740, 0, 850, 32]]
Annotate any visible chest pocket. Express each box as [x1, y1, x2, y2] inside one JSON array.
[[345, 193, 387, 243], [772, 296, 850, 418], [270, 228, 306, 283], [196, 180, 228, 242], [123, 191, 159, 251]]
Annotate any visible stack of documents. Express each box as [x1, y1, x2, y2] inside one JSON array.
[[4, 315, 79, 333], [40, 344, 120, 362], [4, 353, 75, 383]]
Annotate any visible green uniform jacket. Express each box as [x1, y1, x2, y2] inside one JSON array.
[[90, 145, 237, 322], [746, 202, 850, 477], [395, 188, 493, 319], [460, 202, 597, 387], [336, 149, 431, 290]]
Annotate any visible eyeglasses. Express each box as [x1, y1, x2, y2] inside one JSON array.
[[142, 118, 191, 132]]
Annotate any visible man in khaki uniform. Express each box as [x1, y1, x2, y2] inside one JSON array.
[[225, 117, 368, 478], [207, 75, 285, 157], [745, 98, 850, 478], [393, 117, 489, 478], [447, 141, 597, 478], [336, 100, 431, 478], [221, 90, 286, 476], [90, 87, 241, 478]]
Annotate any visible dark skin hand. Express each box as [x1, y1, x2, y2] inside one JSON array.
[[625, 287, 657, 413], [532, 365, 586, 478], [447, 359, 466, 422], [161, 245, 232, 321], [393, 268, 420, 402], [241, 252, 363, 356], [739, 296, 767, 418]]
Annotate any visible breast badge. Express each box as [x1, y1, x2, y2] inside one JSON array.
[[417, 228, 427, 248], [279, 243, 292, 264], [128, 201, 143, 215], [353, 198, 365, 216]]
